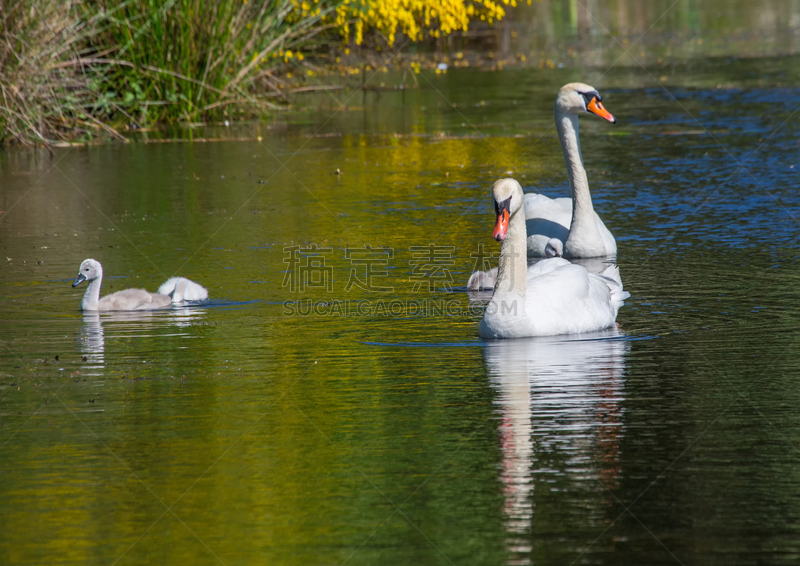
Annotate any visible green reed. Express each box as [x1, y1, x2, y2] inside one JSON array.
[[0, 0, 338, 145], [0, 1, 100, 145]]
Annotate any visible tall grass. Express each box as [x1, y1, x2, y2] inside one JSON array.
[[0, 0, 338, 145], [90, 0, 337, 125], [0, 0, 108, 145]]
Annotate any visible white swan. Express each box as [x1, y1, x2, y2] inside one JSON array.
[[158, 277, 209, 302], [72, 259, 207, 311], [525, 82, 617, 258], [479, 179, 629, 338]]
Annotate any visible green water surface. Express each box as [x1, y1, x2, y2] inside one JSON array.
[[3, 14, 800, 565]]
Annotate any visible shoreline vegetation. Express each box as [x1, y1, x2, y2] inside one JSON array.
[[2, 0, 799, 146], [2, 0, 339, 146], [0, 0, 522, 146]]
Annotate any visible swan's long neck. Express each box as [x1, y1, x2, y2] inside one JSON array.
[[82, 275, 102, 311], [494, 207, 528, 302], [556, 113, 598, 243]]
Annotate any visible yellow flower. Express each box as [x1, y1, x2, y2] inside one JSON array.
[[327, 0, 516, 46]]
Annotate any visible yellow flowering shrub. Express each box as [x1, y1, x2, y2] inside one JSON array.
[[293, 0, 524, 46]]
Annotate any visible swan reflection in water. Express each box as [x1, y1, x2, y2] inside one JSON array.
[[78, 307, 208, 373], [483, 330, 630, 564]]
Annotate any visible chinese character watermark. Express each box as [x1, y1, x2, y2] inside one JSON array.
[[469, 242, 499, 274], [345, 245, 394, 293], [409, 244, 455, 292], [282, 244, 333, 293]]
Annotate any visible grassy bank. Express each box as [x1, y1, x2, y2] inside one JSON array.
[[0, 0, 337, 145], [0, 0, 529, 146]]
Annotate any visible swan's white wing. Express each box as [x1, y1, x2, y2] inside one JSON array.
[[157, 278, 178, 296], [523, 194, 572, 257], [528, 264, 595, 303], [527, 257, 571, 279], [523, 193, 572, 219], [596, 264, 630, 306], [520, 263, 619, 336], [594, 216, 617, 256], [158, 277, 209, 302], [98, 288, 172, 311]]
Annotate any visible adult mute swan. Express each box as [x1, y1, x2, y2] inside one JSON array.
[[479, 179, 629, 338], [72, 259, 207, 311], [525, 83, 617, 258]]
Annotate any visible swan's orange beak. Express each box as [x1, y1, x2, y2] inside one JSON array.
[[493, 209, 509, 241], [587, 97, 616, 123]]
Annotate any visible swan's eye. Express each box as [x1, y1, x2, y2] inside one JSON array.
[[494, 196, 512, 215], [579, 90, 602, 108]]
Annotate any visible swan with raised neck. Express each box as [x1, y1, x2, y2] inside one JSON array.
[[524, 82, 617, 259]]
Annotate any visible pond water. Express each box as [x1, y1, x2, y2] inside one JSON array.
[[3, 52, 800, 564]]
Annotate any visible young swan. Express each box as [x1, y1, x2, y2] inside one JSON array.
[[524, 82, 617, 258], [467, 267, 498, 291], [479, 179, 629, 338], [72, 259, 206, 311], [544, 238, 563, 258]]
